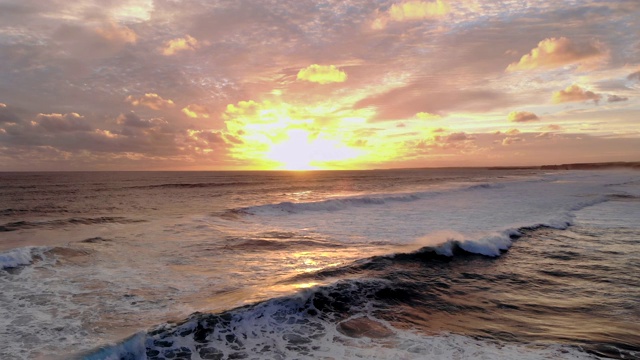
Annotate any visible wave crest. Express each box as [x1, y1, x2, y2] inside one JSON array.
[[0, 246, 50, 269]]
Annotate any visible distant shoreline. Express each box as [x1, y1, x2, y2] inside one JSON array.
[[488, 161, 640, 171]]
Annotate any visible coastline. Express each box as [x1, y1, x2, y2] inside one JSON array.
[[488, 161, 640, 171]]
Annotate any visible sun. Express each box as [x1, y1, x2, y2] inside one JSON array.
[[266, 129, 359, 170]]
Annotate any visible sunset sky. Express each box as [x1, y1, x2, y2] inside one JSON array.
[[0, 0, 639, 170]]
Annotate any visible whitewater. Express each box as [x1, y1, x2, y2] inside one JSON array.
[[0, 169, 638, 359]]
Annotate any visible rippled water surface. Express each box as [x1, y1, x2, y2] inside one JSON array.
[[0, 169, 638, 359]]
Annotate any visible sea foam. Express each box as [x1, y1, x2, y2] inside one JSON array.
[[0, 246, 50, 269]]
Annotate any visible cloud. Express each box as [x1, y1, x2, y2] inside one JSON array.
[[542, 124, 563, 131], [502, 136, 524, 146], [182, 104, 210, 118], [507, 111, 539, 123], [187, 129, 242, 147], [505, 128, 520, 136], [416, 112, 440, 120], [126, 93, 175, 110], [373, 0, 450, 29], [442, 132, 474, 142], [355, 83, 512, 121], [552, 84, 602, 104], [628, 71, 640, 81], [415, 131, 478, 154], [116, 112, 166, 128], [0, 104, 21, 124], [219, 99, 379, 168], [297, 64, 347, 84], [95, 22, 137, 44], [34, 113, 92, 132], [162, 35, 199, 56], [607, 95, 628, 102], [506, 37, 607, 72], [389, 0, 450, 21], [535, 132, 556, 139]]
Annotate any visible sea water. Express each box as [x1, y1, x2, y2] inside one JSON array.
[[0, 169, 638, 359]]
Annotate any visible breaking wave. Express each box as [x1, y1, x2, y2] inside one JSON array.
[[85, 279, 602, 360], [0, 216, 145, 232], [0, 246, 51, 269]]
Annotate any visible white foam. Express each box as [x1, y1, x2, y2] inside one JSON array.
[[134, 281, 600, 360], [0, 246, 50, 269], [233, 171, 631, 257], [81, 332, 147, 360], [241, 192, 427, 215]]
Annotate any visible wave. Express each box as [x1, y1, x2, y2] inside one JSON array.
[[0, 246, 51, 269], [608, 193, 640, 200], [235, 191, 439, 216], [234, 182, 512, 216], [0, 207, 70, 217], [0, 216, 146, 232], [221, 237, 343, 251], [84, 278, 600, 360], [465, 182, 506, 190], [129, 181, 266, 190], [283, 226, 557, 284]]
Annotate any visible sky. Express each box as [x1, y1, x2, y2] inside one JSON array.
[[0, 0, 639, 170]]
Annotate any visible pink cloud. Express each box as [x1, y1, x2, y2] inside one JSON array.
[[552, 84, 602, 104], [507, 37, 607, 72]]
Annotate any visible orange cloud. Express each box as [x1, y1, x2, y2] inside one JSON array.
[[96, 22, 137, 44], [389, 0, 450, 21], [507, 111, 539, 122], [507, 37, 607, 72], [552, 84, 602, 104], [182, 104, 211, 118], [162, 35, 199, 56], [374, 0, 450, 28], [126, 93, 175, 110], [297, 64, 347, 84]]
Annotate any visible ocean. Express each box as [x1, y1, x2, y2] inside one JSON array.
[[0, 169, 638, 360]]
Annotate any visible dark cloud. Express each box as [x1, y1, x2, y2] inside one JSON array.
[[628, 71, 640, 81], [188, 130, 244, 146], [0, 104, 21, 124], [607, 95, 628, 102], [0, 110, 185, 160], [35, 113, 92, 132], [116, 112, 166, 128]]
